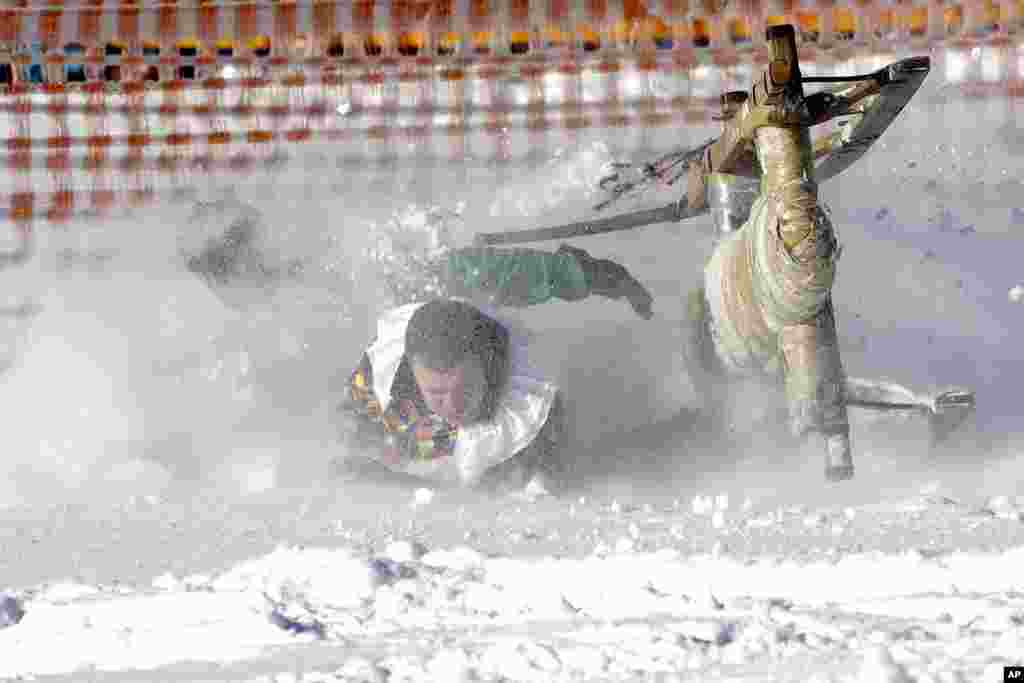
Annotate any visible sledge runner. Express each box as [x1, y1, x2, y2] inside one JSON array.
[[476, 25, 975, 482]]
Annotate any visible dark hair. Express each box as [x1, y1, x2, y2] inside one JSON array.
[[404, 299, 509, 420]]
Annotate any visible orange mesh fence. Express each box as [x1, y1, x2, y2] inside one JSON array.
[[0, 0, 1022, 232]]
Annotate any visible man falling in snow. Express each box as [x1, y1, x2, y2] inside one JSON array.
[[179, 191, 653, 496], [335, 243, 653, 496]]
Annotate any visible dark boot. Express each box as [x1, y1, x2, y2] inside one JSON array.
[[557, 244, 654, 319]]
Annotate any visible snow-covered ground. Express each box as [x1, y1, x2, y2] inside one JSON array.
[[1, 46, 1023, 682]]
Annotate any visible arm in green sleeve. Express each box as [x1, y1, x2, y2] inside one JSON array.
[[443, 246, 591, 308]]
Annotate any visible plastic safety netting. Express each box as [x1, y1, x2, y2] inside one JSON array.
[[0, 0, 1021, 235]]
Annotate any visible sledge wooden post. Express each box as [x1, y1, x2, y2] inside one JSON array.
[[697, 23, 805, 181]]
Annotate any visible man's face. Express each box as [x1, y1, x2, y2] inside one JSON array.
[[410, 356, 486, 426]]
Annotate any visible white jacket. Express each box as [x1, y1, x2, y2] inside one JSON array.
[[364, 302, 559, 485]]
